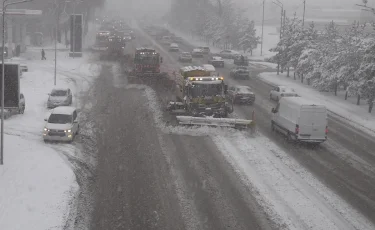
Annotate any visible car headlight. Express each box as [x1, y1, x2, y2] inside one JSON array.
[[44, 128, 49, 132], [64, 129, 72, 133]]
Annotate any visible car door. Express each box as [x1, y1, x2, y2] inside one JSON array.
[[72, 110, 78, 133]]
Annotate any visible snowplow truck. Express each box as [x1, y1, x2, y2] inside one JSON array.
[[92, 31, 111, 52], [132, 47, 163, 77], [100, 35, 126, 60], [167, 66, 253, 129]]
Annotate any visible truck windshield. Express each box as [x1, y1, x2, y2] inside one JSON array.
[[191, 84, 223, 97], [135, 54, 159, 65]]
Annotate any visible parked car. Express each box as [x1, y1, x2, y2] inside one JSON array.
[[270, 86, 298, 101], [208, 56, 224, 67], [233, 55, 249, 66], [47, 88, 73, 109], [198, 46, 210, 54], [271, 97, 328, 144], [191, 48, 204, 57], [169, 43, 179, 52], [215, 49, 239, 59], [43, 106, 79, 142], [230, 66, 250, 79], [178, 52, 193, 62], [228, 85, 255, 105]]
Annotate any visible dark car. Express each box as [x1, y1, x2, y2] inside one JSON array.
[[233, 55, 249, 66], [208, 56, 224, 67], [228, 85, 255, 105], [230, 66, 250, 79]]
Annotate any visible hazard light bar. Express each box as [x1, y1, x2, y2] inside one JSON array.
[[189, 77, 224, 81]]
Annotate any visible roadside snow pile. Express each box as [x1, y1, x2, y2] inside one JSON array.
[[0, 135, 78, 230], [259, 72, 375, 136], [213, 133, 375, 230], [0, 49, 99, 230]]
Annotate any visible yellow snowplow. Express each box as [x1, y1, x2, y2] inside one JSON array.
[[167, 66, 253, 129]]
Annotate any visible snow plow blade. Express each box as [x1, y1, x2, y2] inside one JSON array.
[[176, 116, 253, 129]]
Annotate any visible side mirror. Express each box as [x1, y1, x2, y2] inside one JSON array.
[[44, 118, 47, 121], [271, 108, 276, 113], [224, 85, 228, 94]]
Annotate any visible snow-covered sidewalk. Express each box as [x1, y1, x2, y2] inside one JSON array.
[[0, 48, 100, 230], [259, 72, 375, 136]]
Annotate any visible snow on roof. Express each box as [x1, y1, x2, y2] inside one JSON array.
[[51, 106, 76, 115], [281, 97, 325, 108], [193, 48, 203, 52], [170, 43, 178, 47], [212, 56, 223, 60], [181, 66, 205, 72], [202, 64, 216, 71], [236, 85, 253, 93], [52, 87, 69, 91]]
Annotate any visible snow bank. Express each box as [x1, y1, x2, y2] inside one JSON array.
[[213, 133, 375, 230], [0, 135, 78, 230], [259, 72, 375, 136], [0, 49, 99, 230]]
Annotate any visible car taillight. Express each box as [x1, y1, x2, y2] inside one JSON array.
[[325, 126, 328, 134], [295, 124, 299, 134]]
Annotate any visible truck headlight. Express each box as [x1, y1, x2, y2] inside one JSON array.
[[44, 128, 49, 131], [64, 129, 72, 133]]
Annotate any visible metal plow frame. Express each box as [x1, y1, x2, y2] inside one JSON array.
[[176, 116, 253, 129]]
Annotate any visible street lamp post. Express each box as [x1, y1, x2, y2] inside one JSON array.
[[1, 0, 33, 165], [272, 0, 283, 75]]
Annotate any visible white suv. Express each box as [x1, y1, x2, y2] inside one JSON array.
[[43, 106, 79, 142]]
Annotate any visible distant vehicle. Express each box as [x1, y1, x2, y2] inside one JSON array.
[[178, 52, 192, 62], [233, 55, 249, 66], [161, 36, 172, 45], [47, 88, 73, 109], [230, 66, 250, 79], [227, 85, 255, 105], [122, 33, 132, 41], [208, 56, 224, 67], [271, 97, 328, 144], [198, 46, 210, 54], [270, 86, 298, 101], [202, 64, 216, 75], [191, 48, 204, 57], [172, 36, 183, 43], [133, 47, 163, 77], [43, 106, 79, 143], [216, 49, 239, 59], [169, 43, 179, 52]]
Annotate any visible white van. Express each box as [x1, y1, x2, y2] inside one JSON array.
[[202, 64, 216, 76], [271, 97, 328, 143]]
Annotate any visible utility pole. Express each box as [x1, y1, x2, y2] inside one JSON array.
[[302, 0, 306, 27], [261, 0, 265, 56], [273, 0, 283, 75]]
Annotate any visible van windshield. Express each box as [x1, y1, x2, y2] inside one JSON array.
[[48, 114, 72, 124]]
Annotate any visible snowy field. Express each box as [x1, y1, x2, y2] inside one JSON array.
[[259, 72, 375, 136], [0, 49, 100, 230]]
